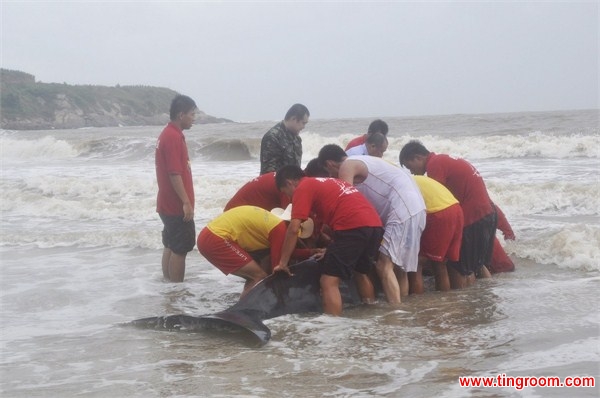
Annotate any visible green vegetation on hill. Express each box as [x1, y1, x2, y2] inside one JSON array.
[[0, 69, 230, 130]]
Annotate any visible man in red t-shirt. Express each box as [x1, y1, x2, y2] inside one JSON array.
[[155, 95, 197, 282], [400, 140, 497, 287], [344, 119, 389, 151], [489, 204, 516, 273], [274, 165, 384, 316], [224, 172, 290, 211]]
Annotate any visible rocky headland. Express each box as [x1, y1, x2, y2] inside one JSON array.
[[0, 69, 231, 130]]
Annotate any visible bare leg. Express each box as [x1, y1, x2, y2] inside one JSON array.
[[432, 260, 451, 292], [478, 265, 492, 278], [374, 253, 401, 304], [162, 248, 186, 282], [161, 248, 172, 279], [466, 272, 476, 287], [354, 272, 376, 304], [408, 262, 424, 294], [448, 265, 469, 289], [320, 274, 342, 315], [233, 260, 269, 297], [393, 267, 410, 297], [243, 279, 253, 294]]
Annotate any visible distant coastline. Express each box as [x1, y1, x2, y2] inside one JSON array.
[[0, 69, 232, 130]]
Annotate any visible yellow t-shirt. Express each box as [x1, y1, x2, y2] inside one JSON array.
[[206, 206, 283, 251], [412, 175, 459, 213]]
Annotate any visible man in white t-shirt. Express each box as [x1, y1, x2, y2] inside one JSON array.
[[318, 144, 426, 304], [345, 132, 388, 157]]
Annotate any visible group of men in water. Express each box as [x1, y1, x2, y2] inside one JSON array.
[[155, 96, 515, 316]]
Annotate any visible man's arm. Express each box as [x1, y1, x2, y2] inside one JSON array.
[[169, 174, 193, 221], [494, 204, 515, 240], [260, 132, 281, 174], [338, 159, 368, 185], [273, 219, 302, 275]]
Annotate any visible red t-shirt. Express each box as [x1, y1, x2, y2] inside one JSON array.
[[495, 205, 514, 237], [490, 238, 515, 273], [155, 122, 195, 215], [344, 134, 367, 151], [267, 222, 312, 267], [425, 153, 493, 226], [291, 177, 382, 231], [224, 172, 290, 211]]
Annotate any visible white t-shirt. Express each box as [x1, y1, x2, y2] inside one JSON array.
[[348, 155, 426, 223], [345, 144, 368, 156]]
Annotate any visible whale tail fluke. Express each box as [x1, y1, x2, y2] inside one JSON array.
[[130, 312, 271, 347]]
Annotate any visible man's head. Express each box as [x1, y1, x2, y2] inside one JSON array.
[[365, 132, 388, 158], [317, 144, 347, 177], [399, 140, 430, 175], [367, 119, 389, 136], [170, 95, 197, 130], [283, 103, 310, 135], [304, 158, 329, 177], [275, 165, 306, 198]]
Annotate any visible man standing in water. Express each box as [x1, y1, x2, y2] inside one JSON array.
[[155, 95, 197, 282], [345, 132, 389, 157], [400, 140, 497, 287], [344, 119, 389, 152], [259, 104, 310, 175], [274, 165, 383, 316]]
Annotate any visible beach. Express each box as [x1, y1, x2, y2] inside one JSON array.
[[1, 109, 598, 397]]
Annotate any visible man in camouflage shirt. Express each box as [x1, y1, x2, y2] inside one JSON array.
[[260, 104, 310, 175]]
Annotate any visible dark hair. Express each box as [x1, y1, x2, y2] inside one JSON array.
[[284, 103, 310, 121], [317, 144, 347, 163], [366, 132, 387, 147], [399, 140, 430, 166], [170, 95, 197, 120], [304, 158, 329, 177], [367, 119, 388, 135], [275, 165, 306, 189]]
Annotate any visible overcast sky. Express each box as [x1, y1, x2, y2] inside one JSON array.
[[1, 1, 598, 121]]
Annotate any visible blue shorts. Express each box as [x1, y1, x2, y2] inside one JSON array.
[[160, 214, 196, 255], [322, 226, 384, 280]]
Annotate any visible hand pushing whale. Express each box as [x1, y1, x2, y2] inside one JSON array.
[[130, 259, 362, 346]]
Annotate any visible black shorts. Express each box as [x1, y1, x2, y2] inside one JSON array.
[[322, 226, 384, 280], [448, 211, 497, 276], [248, 248, 270, 264], [160, 214, 196, 255]]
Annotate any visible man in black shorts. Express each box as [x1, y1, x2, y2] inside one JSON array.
[[400, 140, 497, 287], [155, 95, 197, 282]]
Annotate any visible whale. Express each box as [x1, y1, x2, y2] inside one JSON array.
[[130, 259, 363, 346]]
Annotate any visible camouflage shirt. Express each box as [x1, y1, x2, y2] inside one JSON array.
[[259, 121, 302, 175]]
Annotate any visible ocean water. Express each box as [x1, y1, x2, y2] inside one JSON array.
[[1, 109, 599, 397]]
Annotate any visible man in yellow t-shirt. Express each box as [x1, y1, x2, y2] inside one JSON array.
[[411, 175, 465, 291], [197, 206, 317, 297]]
